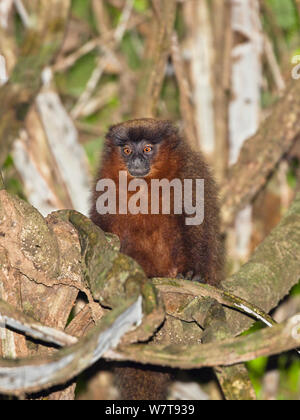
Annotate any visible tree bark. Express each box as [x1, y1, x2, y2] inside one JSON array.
[[132, 0, 177, 117], [221, 80, 300, 230], [0, 0, 71, 167]]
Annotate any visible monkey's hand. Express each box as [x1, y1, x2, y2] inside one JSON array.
[[176, 271, 205, 283]]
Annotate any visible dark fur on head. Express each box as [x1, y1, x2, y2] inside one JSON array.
[[107, 118, 180, 148]]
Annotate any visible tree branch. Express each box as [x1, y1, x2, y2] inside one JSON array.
[[0, 171, 4, 190], [1, 180, 300, 397], [221, 80, 300, 229], [222, 193, 300, 335], [0, 299, 77, 347], [171, 32, 199, 151], [0, 0, 71, 167], [132, 0, 177, 117], [0, 309, 298, 396], [113, 313, 300, 369]]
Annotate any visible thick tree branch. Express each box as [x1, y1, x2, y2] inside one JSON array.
[[0, 299, 77, 347], [1, 183, 300, 397], [221, 80, 300, 229], [0, 309, 298, 396], [222, 193, 300, 335], [113, 314, 300, 368]]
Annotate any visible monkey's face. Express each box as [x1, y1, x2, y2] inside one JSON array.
[[106, 119, 179, 178], [120, 141, 158, 178]]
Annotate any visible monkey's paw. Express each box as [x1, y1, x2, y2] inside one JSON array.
[[176, 271, 205, 282]]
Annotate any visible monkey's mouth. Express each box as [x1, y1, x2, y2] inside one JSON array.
[[128, 169, 150, 178]]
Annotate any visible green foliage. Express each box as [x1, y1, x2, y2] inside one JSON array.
[[133, 0, 150, 13], [84, 137, 104, 172], [2, 155, 26, 200], [267, 0, 299, 38], [290, 279, 300, 297], [121, 33, 143, 70], [55, 52, 98, 98], [277, 355, 300, 399], [71, 0, 94, 27], [286, 158, 299, 190], [247, 355, 300, 400], [247, 357, 268, 396]]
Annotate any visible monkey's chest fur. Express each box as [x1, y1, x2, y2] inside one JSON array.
[[101, 212, 188, 278]]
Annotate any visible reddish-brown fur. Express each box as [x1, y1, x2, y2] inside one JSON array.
[[90, 119, 224, 399]]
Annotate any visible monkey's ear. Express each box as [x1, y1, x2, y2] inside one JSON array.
[[162, 120, 179, 138], [106, 124, 129, 146]]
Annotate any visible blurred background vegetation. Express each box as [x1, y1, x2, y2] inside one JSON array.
[[0, 0, 300, 400]]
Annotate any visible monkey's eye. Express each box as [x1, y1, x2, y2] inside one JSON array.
[[144, 146, 153, 154], [123, 146, 132, 156]]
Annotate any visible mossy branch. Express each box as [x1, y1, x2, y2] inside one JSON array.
[[1, 192, 300, 396], [113, 314, 300, 368], [0, 304, 298, 394]]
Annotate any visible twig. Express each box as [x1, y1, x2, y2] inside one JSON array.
[[70, 56, 108, 119], [70, 0, 134, 120], [263, 34, 286, 93], [114, 0, 134, 43], [13, 0, 31, 28], [0, 171, 4, 190], [92, 0, 111, 36], [53, 13, 149, 73], [53, 38, 102, 73], [0, 299, 78, 347]]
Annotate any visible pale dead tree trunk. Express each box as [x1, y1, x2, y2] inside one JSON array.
[[210, 0, 232, 180], [183, 0, 216, 161], [171, 33, 199, 151], [13, 70, 91, 217], [0, 0, 13, 28], [34, 71, 91, 216], [0, 1, 91, 217], [182, 1, 257, 399], [229, 0, 263, 261], [0, 0, 14, 85], [0, 0, 72, 165], [221, 79, 300, 229]]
